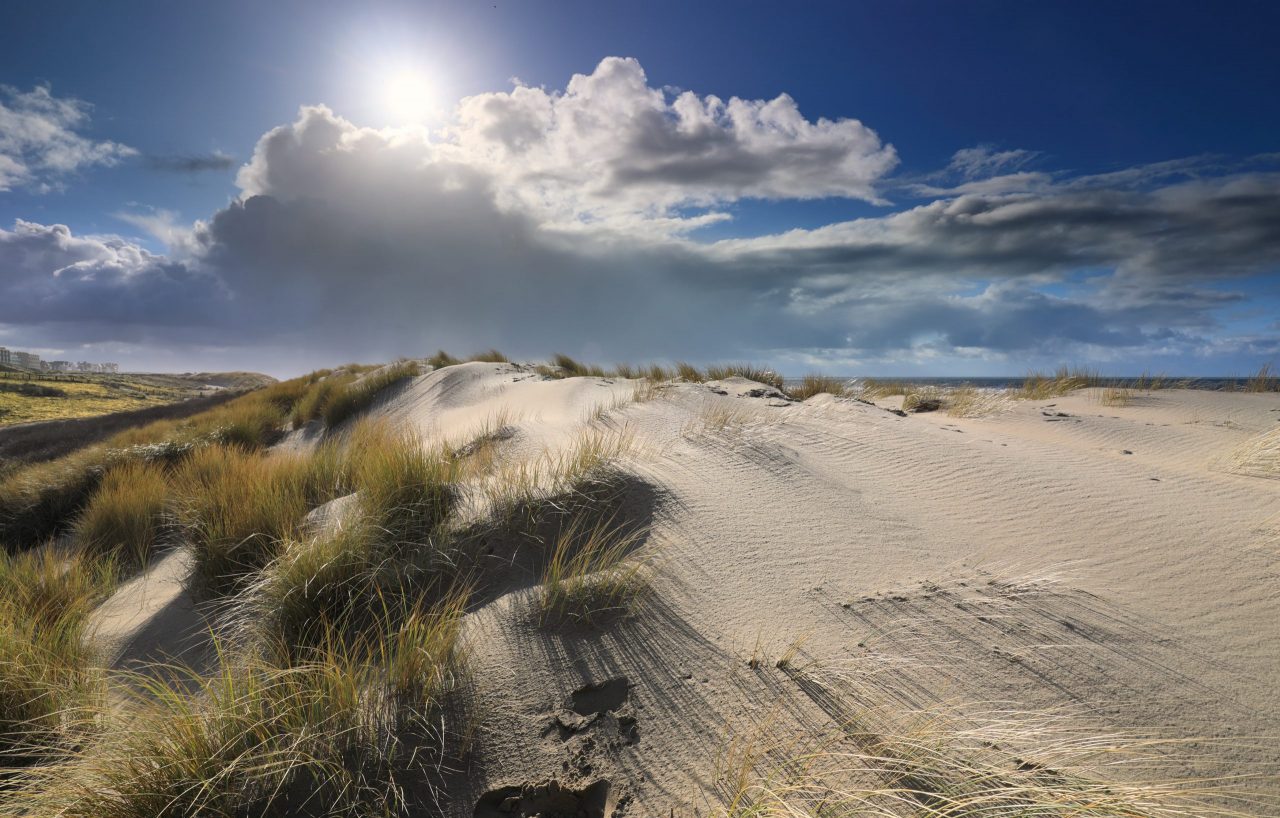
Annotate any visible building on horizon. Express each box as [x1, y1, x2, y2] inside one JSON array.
[[13, 351, 41, 370], [46, 360, 73, 372], [0, 347, 10, 366]]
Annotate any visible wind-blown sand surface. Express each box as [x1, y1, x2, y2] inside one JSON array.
[[92, 362, 1280, 814]]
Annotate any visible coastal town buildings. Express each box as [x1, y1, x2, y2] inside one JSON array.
[[1, 347, 116, 373]]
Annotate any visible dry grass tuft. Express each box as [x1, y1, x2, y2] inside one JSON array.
[[321, 359, 420, 429], [73, 459, 171, 569], [175, 445, 349, 597], [716, 664, 1258, 818], [685, 403, 780, 437], [1244, 362, 1278, 393], [788, 375, 850, 400], [1100, 386, 1133, 407], [943, 385, 1010, 418], [855, 379, 911, 399], [705, 364, 786, 390], [0, 549, 113, 770], [1223, 426, 1280, 480], [21, 610, 467, 817], [467, 349, 509, 364], [1017, 366, 1102, 399], [676, 361, 705, 382], [901, 387, 946, 413], [550, 354, 607, 378], [538, 516, 651, 625], [426, 349, 462, 369]]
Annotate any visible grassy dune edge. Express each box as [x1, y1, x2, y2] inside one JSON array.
[[0, 353, 1270, 815]]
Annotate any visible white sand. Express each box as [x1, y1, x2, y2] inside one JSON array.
[[90, 363, 1280, 812]]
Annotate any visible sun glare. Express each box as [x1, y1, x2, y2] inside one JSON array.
[[381, 68, 436, 123]]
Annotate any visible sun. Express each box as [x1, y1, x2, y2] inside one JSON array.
[[381, 69, 436, 123]]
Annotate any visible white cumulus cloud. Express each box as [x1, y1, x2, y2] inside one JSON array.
[[0, 85, 136, 192]]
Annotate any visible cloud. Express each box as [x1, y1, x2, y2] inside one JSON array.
[[144, 150, 236, 173], [446, 57, 900, 225], [2, 58, 1279, 372], [947, 145, 1040, 179], [114, 208, 194, 249], [0, 220, 224, 340], [0, 85, 136, 192]]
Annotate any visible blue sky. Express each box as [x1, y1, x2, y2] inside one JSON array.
[[2, 1, 1278, 375]]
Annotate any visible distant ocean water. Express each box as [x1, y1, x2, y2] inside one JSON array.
[[781, 376, 1256, 391]]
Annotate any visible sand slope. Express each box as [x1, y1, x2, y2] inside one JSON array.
[[87, 364, 1280, 813], [448, 371, 1278, 813]]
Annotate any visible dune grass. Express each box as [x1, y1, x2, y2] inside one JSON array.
[[1017, 366, 1102, 399], [538, 516, 650, 625], [175, 444, 350, 597], [901, 386, 946, 413], [1100, 386, 1133, 407], [787, 374, 850, 400], [239, 421, 484, 656], [717, 664, 1252, 818], [675, 361, 704, 382], [0, 446, 113, 550], [0, 371, 337, 552], [856, 378, 911, 399], [0, 549, 113, 770], [550, 353, 608, 378], [425, 349, 462, 369], [467, 349, 509, 364], [704, 364, 786, 390], [73, 459, 171, 569], [1244, 362, 1278, 393], [321, 359, 420, 429], [0, 359, 654, 814], [23, 607, 466, 818], [289, 371, 356, 429]]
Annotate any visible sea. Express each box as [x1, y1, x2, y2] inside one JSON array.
[[781, 376, 1257, 391]]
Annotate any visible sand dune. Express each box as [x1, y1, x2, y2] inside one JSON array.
[[81, 363, 1279, 814]]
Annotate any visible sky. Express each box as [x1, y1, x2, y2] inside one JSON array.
[[1, 0, 1278, 377]]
